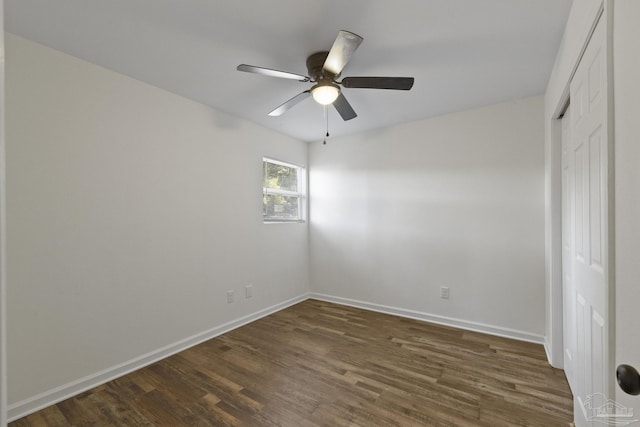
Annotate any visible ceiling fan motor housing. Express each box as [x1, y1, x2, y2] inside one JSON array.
[[306, 51, 336, 82]]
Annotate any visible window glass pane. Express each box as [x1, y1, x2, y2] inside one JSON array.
[[263, 194, 300, 220], [264, 162, 298, 192]]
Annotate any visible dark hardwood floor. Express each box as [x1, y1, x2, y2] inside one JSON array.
[[10, 299, 573, 426]]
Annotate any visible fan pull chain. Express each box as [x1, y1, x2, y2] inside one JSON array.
[[323, 105, 330, 145]]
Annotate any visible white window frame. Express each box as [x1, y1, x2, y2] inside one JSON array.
[[262, 157, 306, 223]]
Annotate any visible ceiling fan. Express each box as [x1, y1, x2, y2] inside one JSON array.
[[237, 30, 415, 121]]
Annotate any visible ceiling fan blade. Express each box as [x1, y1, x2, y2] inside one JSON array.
[[268, 90, 311, 116], [333, 92, 357, 121], [341, 77, 414, 90], [237, 64, 309, 82], [323, 30, 364, 76]]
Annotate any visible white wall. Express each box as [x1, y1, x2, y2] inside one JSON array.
[[613, 0, 640, 414], [5, 34, 309, 411], [309, 97, 546, 338], [543, 0, 603, 367]]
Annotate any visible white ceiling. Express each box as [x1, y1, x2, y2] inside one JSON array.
[[6, 0, 572, 142]]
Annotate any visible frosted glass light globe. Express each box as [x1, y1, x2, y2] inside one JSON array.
[[312, 84, 340, 105]]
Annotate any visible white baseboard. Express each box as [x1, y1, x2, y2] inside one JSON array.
[[7, 293, 310, 422], [544, 339, 553, 365], [309, 293, 545, 345]]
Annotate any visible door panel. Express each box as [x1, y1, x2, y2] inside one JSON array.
[[588, 129, 603, 270], [567, 15, 610, 427]]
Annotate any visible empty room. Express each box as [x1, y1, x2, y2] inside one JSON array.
[[1, 1, 639, 426]]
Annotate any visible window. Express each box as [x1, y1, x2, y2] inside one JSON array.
[[263, 158, 306, 222]]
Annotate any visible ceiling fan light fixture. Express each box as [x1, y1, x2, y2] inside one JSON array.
[[237, 30, 414, 121], [311, 83, 340, 105]]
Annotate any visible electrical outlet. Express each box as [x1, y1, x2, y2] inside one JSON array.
[[226, 290, 234, 303], [440, 286, 450, 299], [245, 285, 253, 298]]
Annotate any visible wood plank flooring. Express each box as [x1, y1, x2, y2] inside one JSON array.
[[10, 299, 573, 426]]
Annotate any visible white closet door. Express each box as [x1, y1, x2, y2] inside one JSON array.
[[568, 15, 611, 427]]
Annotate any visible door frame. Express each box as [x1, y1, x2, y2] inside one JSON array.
[[1, 0, 7, 425], [548, 0, 616, 410]]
